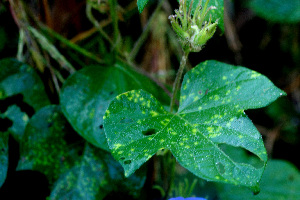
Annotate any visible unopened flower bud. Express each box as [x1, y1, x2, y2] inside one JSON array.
[[169, 0, 218, 52]]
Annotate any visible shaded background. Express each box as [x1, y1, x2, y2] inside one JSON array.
[[0, 0, 299, 199]]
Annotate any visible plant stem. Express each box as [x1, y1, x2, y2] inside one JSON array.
[[170, 51, 189, 113], [129, 0, 165, 60], [86, 3, 114, 45], [108, 0, 120, 45], [40, 24, 104, 64]]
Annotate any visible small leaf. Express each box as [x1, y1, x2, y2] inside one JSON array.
[[50, 144, 146, 199], [249, 0, 300, 23], [60, 61, 169, 151], [0, 131, 8, 188], [104, 60, 285, 190], [137, 0, 149, 13], [217, 159, 300, 200], [0, 58, 50, 111], [17, 105, 80, 184], [0, 105, 29, 142]]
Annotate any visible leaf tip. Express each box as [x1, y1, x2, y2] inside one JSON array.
[[137, 0, 148, 13]]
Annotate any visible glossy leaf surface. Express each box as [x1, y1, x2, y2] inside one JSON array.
[[249, 0, 300, 23], [0, 58, 50, 111], [60, 62, 169, 151], [218, 159, 300, 200], [104, 60, 285, 191]]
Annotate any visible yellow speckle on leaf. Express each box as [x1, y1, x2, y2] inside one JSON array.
[[171, 131, 177, 135], [114, 143, 123, 150], [150, 111, 159, 117], [207, 127, 214, 133], [22, 114, 29, 122], [251, 72, 261, 78], [222, 76, 227, 80], [118, 151, 123, 154]]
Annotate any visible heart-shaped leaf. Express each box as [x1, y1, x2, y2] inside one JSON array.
[[104, 60, 285, 191], [60, 61, 169, 151]]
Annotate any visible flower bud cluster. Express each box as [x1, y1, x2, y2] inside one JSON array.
[[169, 0, 218, 52]]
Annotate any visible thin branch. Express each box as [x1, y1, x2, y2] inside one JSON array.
[[129, 0, 165, 60]]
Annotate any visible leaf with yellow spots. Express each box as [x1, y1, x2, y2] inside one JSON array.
[[104, 60, 285, 192], [50, 144, 146, 199], [17, 105, 81, 184], [60, 61, 169, 151]]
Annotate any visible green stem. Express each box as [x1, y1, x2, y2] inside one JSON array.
[[86, 3, 114, 45], [129, 0, 165, 60], [170, 51, 189, 113], [39, 24, 104, 64], [164, 151, 176, 199], [17, 29, 25, 61], [108, 0, 120, 45]]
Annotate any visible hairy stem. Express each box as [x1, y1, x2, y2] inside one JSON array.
[[170, 51, 189, 113]]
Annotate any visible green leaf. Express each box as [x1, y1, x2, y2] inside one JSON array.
[[0, 105, 29, 142], [0, 131, 8, 188], [17, 105, 80, 184], [0, 58, 50, 111], [50, 144, 146, 199], [60, 61, 169, 151], [249, 0, 300, 23], [217, 159, 300, 200], [104, 60, 285, 191], [137, 0, 149, 13]]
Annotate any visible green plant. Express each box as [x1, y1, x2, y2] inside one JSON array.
[[1, 0, 300, 199]]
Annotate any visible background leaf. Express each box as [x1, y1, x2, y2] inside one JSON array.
[[104, 60, 285, 191], [249, 0, 300, 23], [0, 58, 50, 111], [0, 105, 29, 142], [17, 105, 80, 184], [17, 105, 146, 199], [217, 159, 300, 200], [60, 61, 169, 151], [50, 144, 146, 200]]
